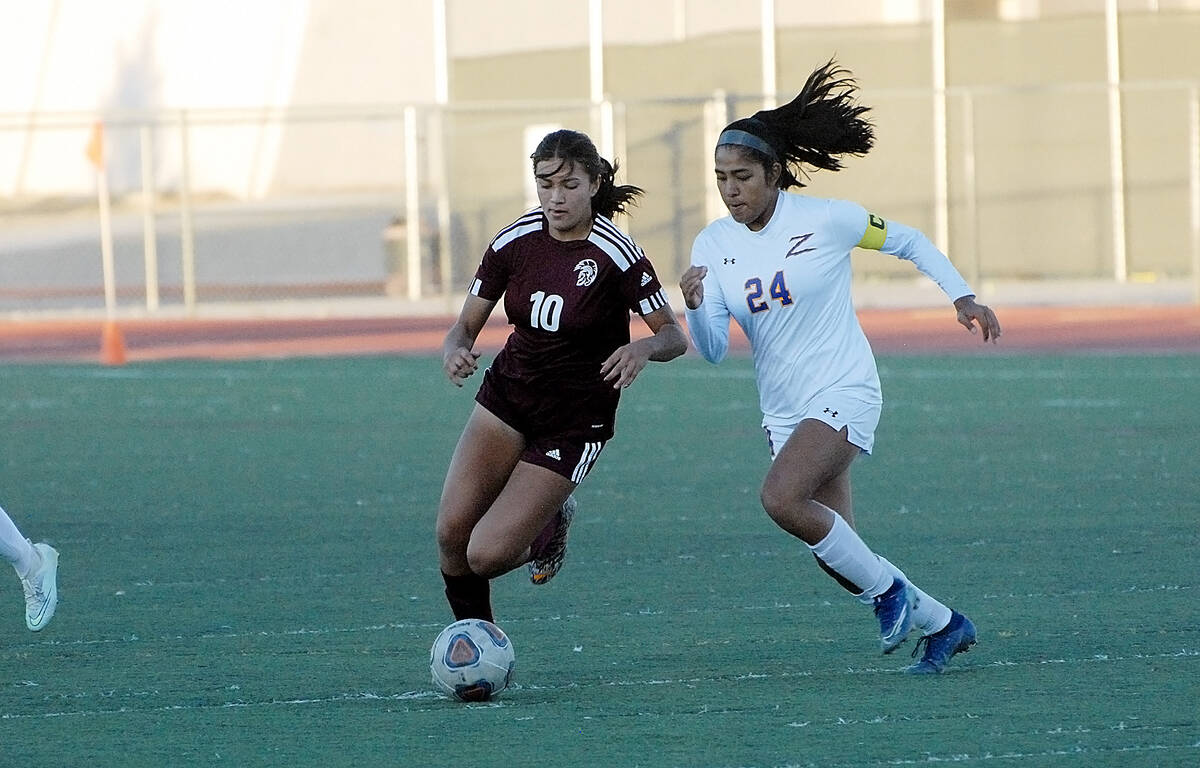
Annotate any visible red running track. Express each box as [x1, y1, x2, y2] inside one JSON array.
[[1, 305, 1197, 363]]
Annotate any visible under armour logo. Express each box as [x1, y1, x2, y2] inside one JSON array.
[[723, 258, 736, 264], [823, 407, 839, 418]]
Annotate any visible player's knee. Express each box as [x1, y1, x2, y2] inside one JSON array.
[[760, 483, 792, 526], [465, 539, 513, 579], [435, 512, 470, 558], [760, 477, 817, 528]]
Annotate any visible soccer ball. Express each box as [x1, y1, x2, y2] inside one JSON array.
[[429, 619, 516, 702]]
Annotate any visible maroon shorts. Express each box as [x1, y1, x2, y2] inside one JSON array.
[[476, 367, 613, 483]]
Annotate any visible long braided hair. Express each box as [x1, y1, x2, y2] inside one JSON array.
[[720, 59, 875, 189], [530, 129, 643, 219]]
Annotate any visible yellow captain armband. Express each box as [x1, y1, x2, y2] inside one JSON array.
[[857, 213, 887, 251]]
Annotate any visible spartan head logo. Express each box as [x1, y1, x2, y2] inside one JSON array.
[[574, 259, 598, 287]]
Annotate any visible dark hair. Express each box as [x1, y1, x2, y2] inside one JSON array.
[[530, 129, 643, 219], [720, 59, 875, 189]]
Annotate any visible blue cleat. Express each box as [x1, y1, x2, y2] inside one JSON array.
[[873, 577, 914, 654], [907, 610, 977, 674]]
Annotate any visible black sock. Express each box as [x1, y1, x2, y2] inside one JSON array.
[[441, 570, 494, 622]]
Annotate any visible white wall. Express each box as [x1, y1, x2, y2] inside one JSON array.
[[0, 0, 437, 197], [4, 0, 1196, 198]]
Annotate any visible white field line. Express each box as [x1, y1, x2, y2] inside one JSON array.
[[709, 741, 1200, 768], [3, 648, 1196, 721], [9, 582, 1192, 652]]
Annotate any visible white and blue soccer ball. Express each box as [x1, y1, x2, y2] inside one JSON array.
[[429, 619, 515, 702]]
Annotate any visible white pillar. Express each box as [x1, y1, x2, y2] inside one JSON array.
[[432, 0, 449, 105], [139, 124, 159, 312], [178, 110, 197, 314], [1105, 0, 1129, 282], [589, 0, 604, 106], [404, 106, 422, 302], [760, 0, 776, 110], [433, 0, 452, 301], [704, 90, 729, 224], [589, 0, 614, 158], [961, 89, 980, 288], [1189, 86, 1199, 304], [931, 0, 950, 255]]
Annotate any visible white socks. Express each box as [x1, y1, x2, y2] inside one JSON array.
[[808, 506, 954, 637], [0, 506, 36, 578], [877, 555, 953, 636], [808, 507, 893, 598]]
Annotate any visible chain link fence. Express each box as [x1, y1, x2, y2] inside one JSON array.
[[2, 78, 1198, 316]]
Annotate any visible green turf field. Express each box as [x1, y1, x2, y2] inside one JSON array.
[[1, 354, 1196, 767]]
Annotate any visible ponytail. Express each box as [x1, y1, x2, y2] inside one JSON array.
[[590, 157, 642, 219], [718, 59, 874, 189]]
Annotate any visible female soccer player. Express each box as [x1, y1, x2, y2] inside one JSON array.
[[0, 503, 58, 631], [680, 61, 1001, 674], [436, 129, 688, 623]]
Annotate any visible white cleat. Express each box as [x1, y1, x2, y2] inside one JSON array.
[[21, 541, 58, 632], [528, 495, 577, 585]]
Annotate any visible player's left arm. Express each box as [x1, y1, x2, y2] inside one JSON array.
[[843, 202, 1002, 344], [602, 255, 688, 389], [601, 305, 688, 390]]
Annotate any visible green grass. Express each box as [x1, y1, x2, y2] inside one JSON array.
[[1, 354, 1196, 767]]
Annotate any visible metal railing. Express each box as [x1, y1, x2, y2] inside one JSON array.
[[2, 80, 1198, 316]]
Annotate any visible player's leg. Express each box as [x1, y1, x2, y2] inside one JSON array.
[[0, 505, 58, 631], [878, 552, 976, 673], [0, 506, 36, 575], [762, 419, 912, 652], [876, 556, 952, 637], [813, 474, 954, 642], [762, 419, 890, 595], [435, 405, 525, 621], [465, 461, 575, 579], [520, 436, 603, 584]]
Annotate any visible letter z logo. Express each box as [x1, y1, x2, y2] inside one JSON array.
[[786, 233, 815, 258]]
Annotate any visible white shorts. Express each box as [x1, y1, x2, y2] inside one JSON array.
[[763, 391, 882, 459]]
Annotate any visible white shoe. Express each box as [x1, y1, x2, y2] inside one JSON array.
[[21, 541, 58, 631]]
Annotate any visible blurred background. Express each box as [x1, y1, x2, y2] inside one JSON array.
[[2, 0, 1199, 319]]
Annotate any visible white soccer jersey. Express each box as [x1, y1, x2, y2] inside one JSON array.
[[685, 191, 973, 430]]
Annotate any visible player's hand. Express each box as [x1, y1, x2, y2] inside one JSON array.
[[601, 340, 652, 390], [679, 265, 708, 310], [444, 347, 482, 386], [953, 295, 1002, 343]]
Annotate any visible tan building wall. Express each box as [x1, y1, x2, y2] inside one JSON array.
[[444, 10, 1200, 284]]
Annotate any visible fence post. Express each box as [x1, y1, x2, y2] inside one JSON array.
[[179, 110, 197, 314], [430, 107, 453, 302], [960, 89, 980, 289], [760, 0, 776, 110], [139, 123, 159, 312], [403, 105, 422, 302], [1190, 86, 1199, 304], [702, 90, 727, 225], [931, 0, 950, 254], [1105, 0, 1128, 282]]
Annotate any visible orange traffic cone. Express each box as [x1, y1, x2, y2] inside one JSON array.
[[100, 320, 127, 365]]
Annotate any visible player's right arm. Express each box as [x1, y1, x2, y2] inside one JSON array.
[[680, 231, 731, 364], [443, 294, 495, 387]]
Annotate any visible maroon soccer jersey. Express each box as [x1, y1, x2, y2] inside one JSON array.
[[469, 210, 668, 439]]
